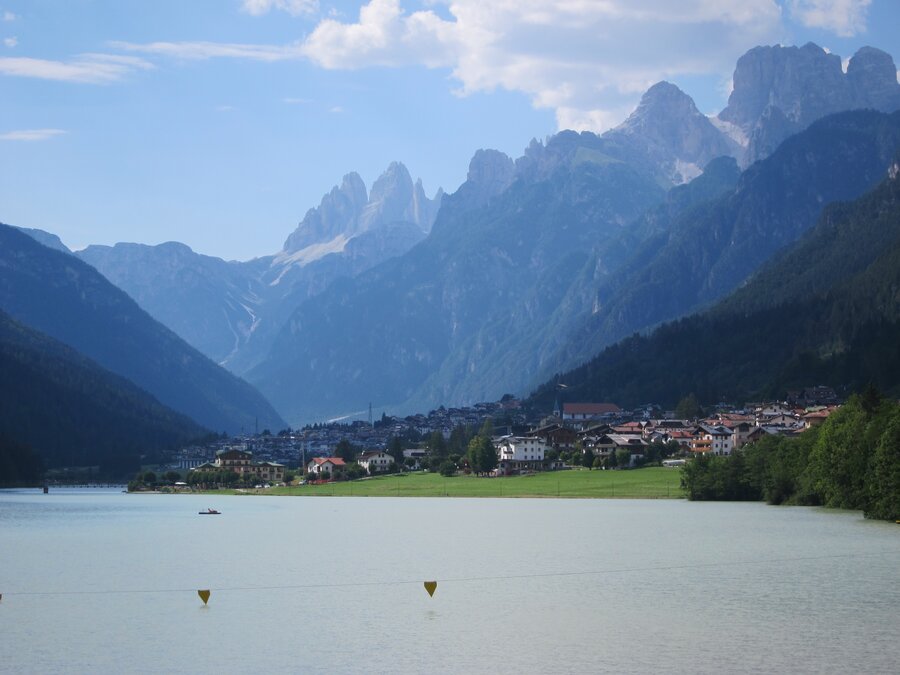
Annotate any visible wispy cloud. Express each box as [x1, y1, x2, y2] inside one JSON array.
[[787, 0, 871, 37], [0, 53, 153, 83], [3, 36, 15, 48], [329, 105, 344, 114], [111, 39, 303, 62], [2, 11, 15, 22], [241, 0, 318, 17], [283, 96, 312, 104], [216, 104, 235, 112], [0, 128, 67, 141]]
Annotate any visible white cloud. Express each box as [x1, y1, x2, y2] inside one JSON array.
[[297, 0, 783, 132], [118, 0, 884, 134], [787, 0, 871, 37], [241, 0, 318, 16], [0, 128, 66, 141], [0, 53, 153, 83], [2, 11, 15, 22], [301, 0, 458, 68], [329, 105, 344, 113], [111, 39, 303, 62], [3, 36, 15, 48]]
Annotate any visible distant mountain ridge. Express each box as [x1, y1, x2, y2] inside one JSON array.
[[527, 157, 900, 409], [545, 110, 900, 383], [18, 42, 900, 425], [719, 43, 900, 163], [0, 224, 285, 434], [77, 162, 440, 373], [0, 308, 206, 472]]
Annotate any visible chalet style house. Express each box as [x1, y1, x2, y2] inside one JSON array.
[[357, 451, 395, 473], [306, 457, 347, 477], [192, 447, 285, 483]]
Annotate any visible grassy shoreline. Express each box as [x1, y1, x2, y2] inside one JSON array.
[[222, 467, 684, 499]]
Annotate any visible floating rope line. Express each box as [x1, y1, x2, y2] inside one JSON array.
[[1, 551, 896, 599]]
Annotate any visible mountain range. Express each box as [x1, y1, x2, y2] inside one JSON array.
[[0, 224, 286, 437], [0, 307, 206, 473], [10, 42, 900, 427], [527, 155, 900, 409]]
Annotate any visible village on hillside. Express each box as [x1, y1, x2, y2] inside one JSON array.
[[160, 386, 841, 488]]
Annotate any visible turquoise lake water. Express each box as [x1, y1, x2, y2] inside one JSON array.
[[1, 488, 898, 674]]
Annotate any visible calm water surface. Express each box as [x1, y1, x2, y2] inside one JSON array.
[[1, 489, 898, 674]]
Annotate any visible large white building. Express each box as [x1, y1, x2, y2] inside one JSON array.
[[496, 436, 546, 464], [358, 451, 395, 473]]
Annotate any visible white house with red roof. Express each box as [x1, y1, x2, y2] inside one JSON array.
[[306, 457, 347, 477]]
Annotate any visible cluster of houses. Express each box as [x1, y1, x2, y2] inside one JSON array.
[[185, 393, 841, 483], [191, 448, 286, 484], [296, 400, 838, 479], [529, 401, 838, 468]]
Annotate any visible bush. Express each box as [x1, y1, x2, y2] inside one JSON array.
[[439, 461, 457, 477]]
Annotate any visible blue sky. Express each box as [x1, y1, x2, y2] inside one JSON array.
[[1, 0, 899, 260]]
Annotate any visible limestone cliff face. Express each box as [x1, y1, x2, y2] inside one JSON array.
[[282, 172, 368, 253], [283, 162, 442, 253], [719, 43, 900, 164], [607, 81, 741, 183], [847, 46, 900, 113]]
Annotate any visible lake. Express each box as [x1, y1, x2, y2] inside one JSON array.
[[1, 489, 898, 674]]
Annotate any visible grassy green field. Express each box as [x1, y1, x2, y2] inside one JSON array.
[[243, 467, 683, 499]]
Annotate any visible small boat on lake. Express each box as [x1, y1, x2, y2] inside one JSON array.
[[199, 508, 220, 515]]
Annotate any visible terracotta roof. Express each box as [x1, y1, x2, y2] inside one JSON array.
[[311, 457, 346, 466]]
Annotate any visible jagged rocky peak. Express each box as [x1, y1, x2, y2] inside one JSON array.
[[623, 81, 738, 160], [466, 148, 515, 196], [412, 178, 444, 234], [360, 161, 442, 232], [847, 46, 900, 112], [607, 81, 739, 184], [359, 161, 414, 229], [283, 171, 369, 252], [717, 42, 900, 165], [283, 162, 443, 253], [719, 43, 849, 132], [620, 81, 702, 131]]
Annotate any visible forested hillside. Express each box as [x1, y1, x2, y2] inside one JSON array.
[[0, 224, 286, 434], [529, 159, 900, 409], [0, 310, 207, 479]]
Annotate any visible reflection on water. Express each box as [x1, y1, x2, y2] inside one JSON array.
[[1, 488, 898, 674]]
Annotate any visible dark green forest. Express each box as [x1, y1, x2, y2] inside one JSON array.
[[529, 161, 900, 410], [0, 310, 207, 482], [681, 392, 900, 521]]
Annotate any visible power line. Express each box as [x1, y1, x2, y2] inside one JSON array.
[[2, 551, 894, 599]]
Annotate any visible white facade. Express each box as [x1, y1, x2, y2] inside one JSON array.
[[307, 458, 345, 476], [697, 426, 734, 456], [496, 436, 546, 462], [358, 451, 395, 473]]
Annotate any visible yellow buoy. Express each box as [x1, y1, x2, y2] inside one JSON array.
[[197, 589, 211, 605], [423, 581, 437, 597]]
